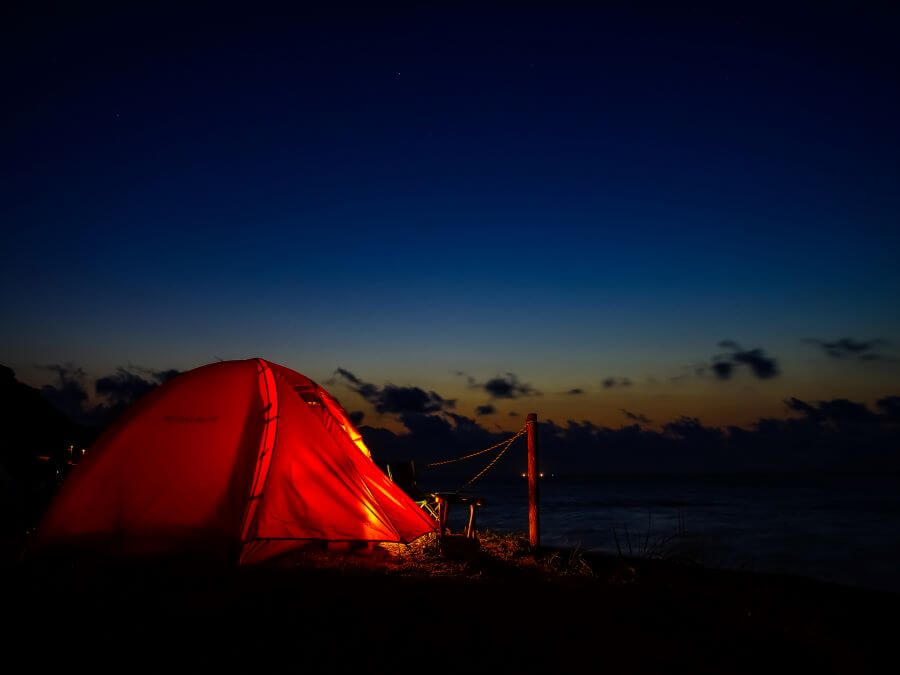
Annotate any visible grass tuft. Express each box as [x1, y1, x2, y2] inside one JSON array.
[[380, 530, 594, 580]]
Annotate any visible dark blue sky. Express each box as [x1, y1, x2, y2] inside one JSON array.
[[3, 5, 899, 427]]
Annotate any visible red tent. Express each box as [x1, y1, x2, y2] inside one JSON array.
[[33, 359, 436, 563]]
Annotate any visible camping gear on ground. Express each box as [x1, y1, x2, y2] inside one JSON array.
[[383, 460, 486, 546], [435, 492, 485, 541], [383, 460, 440, 518]]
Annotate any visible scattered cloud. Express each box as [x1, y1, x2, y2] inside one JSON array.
[[602, 377, 632, 388], [785, 396, 878, 425], [565, 388, 584, 395], [455, 371, 540, 399], [732, 349, 779, 379], [397, 411, 453, 437], [38, 363, 179, 426], [333, 367, 379, 401], [475, 404, 496, 416], [663, 416, 725, 446], [804, 338, 891, 361], [39, 364, 88, 422], [711, 361, 734, 379], [26, 365, 900, 475], [333, 368, 456, 414], [134, 366, 180, 383], [95, 367, 161, 406], [876, 396, 900, 421], [785, 397, 817, 417], [710, 341, 779, 380], [620, 409, 651, 424], [454, 370, 480, 389], [360, 409, 502, 467], [378, 386, 454, 414], [482, 373, 540, 399]]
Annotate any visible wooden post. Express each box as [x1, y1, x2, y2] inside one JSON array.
[[437, 496, 448, 543], [526, 412, 540, 549]]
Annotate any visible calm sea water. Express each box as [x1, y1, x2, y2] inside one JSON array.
[[432, 474, 900, 593]]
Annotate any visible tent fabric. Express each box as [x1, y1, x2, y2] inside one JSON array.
[[33, 359, 436, 562]]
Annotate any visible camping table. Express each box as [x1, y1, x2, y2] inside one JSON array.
[[433, 493, 485, 540]]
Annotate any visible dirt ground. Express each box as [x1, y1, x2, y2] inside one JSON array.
[[2, 533, 896, 673]]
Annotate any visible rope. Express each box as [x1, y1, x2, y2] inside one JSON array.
[[460, 429, 525, 489], [425, 426, 526, 468]]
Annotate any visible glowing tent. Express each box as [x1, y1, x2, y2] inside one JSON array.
[[33, 359, 436, 563]]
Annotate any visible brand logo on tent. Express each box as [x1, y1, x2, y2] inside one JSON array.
[[163, 415, 219, 424]]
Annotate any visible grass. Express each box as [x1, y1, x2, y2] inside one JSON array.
[[385, 530, 595, 579], [611, 509, 703, 564]]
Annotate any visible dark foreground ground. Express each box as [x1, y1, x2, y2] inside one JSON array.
[[2, 533, 897, 673]]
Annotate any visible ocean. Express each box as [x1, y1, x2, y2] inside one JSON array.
[[433, 473, 900, 593]]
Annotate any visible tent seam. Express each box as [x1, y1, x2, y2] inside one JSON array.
[[238, 358, 280, 547]]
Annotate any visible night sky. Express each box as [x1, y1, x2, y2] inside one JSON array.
[[3, 5, 899, 432]]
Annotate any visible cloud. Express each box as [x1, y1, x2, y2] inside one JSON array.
[[475, 404, 496, 416], [131, 366, 180, 383], [335, 367, 364, 385], [377, 385, 454, 414], [732, 349, 779, 379], [333, 368, 456, 414], [876, 396, 900, 421], [602, 377, 632, 388], [785, 397, 818, 417], [361, 410, 504, 469], [454, 371, 480, 389], [540, 395, 899, 473], [454, 371, 541, 399], [30, 361, 899, 476], [398, 411, 454, 437], [711, 361, 734, 379], [445, 412, 490, 436], [95, 368, 160, 406], [786, 396, 878, 426], [709, 341, 779, 380], [815, 398, 877, 425], [620, 409, 651, 424], [38, 363, 179, 426], [482, 373, 540, 399], [663, 416, 725, 446], [333, 367, 380, 401], [348, 410, 365, 426], [805, 338, 891, 361], [39, 364, 89, 422], [92, 366, 181, 424], [565, 388, 584, 395]]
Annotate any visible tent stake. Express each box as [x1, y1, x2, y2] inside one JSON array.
[[526, 412, 540, 550]]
